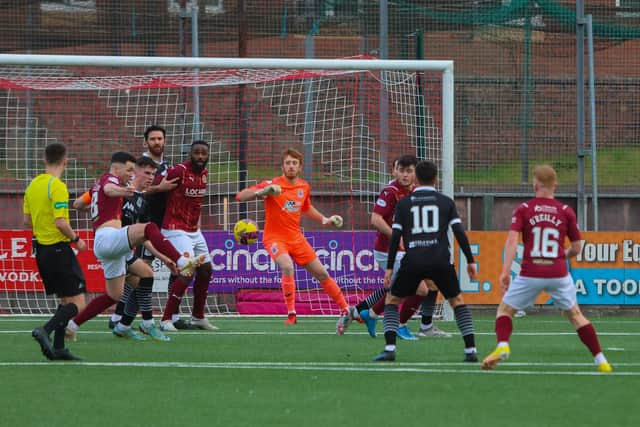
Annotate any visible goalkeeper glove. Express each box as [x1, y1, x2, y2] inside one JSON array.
[[322, 215, 344, 228], [255, 184, 281, 197]]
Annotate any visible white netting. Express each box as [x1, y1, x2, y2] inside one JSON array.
[[0, 57, 451, 320]]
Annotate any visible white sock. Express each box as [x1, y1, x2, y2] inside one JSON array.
[[384, 345, 396, 352], [111, 314, 122, 322], [142, 319, 154, 328], [116, 323, 131, 331], [171, 314, 180, 323], [464, 347, 477, 354], [497, 341, 509, 348], [420, 322, 433, 331], [369, 310, 379, 319], [67, 320, 79, 331], [594, 352, 607, 365]]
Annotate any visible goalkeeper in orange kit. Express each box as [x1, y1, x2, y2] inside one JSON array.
[[236, 147, 359, 334]]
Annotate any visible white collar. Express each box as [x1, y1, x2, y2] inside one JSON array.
[[413, 185, 436, 192]]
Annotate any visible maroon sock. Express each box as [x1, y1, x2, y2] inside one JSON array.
[[162, 276, 190, 321], [74, 294, 117, 326], [144, 223, 181, 262], [495, 315, 513, 343], [577, 323, 602, 356], [371, 296, 385, 316], [191, 267, 211, 319], [400, 294, 424, 323]]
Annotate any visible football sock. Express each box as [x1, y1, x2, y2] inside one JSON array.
[[120, 314, 135, 327], [166, 274, 181, 318], [74, 294, 116, 327], [115, 282, 134, 317], [47, 304, 78, 350], [143, 223, 181, 261], [399, 294, 423, 323], [162, 276, 190, 322], [577, 323, 603, 357], [53, 326, 66, 350], [420, 289, 438, 325], [44, 303, 78, 334], [136, 277, 154, 321], [454, 304, 476, 348], [356, 288, 386, 312], [191, 265, 212, 319], [320, 278, 348, 311], [281, 275, 296, 314], [123, 288, 138, 318], [371, 296, 385, 316], [495, 315, 513, 343], [382, 303, 400, 346]]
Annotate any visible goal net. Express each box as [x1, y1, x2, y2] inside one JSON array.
[[0, 55, 454, 320]]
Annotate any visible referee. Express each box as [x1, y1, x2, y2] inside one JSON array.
[[24, 143, 87, 361]]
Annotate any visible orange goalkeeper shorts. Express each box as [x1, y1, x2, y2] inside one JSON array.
[[263, 235, 317, 266]]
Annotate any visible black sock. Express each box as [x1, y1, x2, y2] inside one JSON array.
[[114, 301, 125, 316], [454, 304, 476, 349], [44, 303, 78, 334], [120, 314, 135, 327], [53, 326, 65, 350], [382, 304, 400, 347]]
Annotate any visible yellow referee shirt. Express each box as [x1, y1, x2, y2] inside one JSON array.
[[23, 174, 70, 245]]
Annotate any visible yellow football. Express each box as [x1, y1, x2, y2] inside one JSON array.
[[233, 218, 259, 245]]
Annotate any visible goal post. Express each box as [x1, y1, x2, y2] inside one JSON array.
[[0, 54, 455, 320]]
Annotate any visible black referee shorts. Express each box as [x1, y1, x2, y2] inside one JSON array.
[[35, 241, 86, 298], [390, 259, 461, 300]]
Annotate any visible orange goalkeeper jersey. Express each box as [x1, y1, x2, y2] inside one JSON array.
[[249, 176, 311, 242]]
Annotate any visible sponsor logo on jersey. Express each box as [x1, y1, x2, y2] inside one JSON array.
[[534, 204, 558, 214], [184, 187, 206, 197], [283, 200, 299, 213], [376, 198, 387, 207]]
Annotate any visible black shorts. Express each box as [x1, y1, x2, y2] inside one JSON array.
[[390, 259, 461, 300], [35, 241, 86, 298]]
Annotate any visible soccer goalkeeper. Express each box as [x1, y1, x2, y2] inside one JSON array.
[[236, 147, 358, 334]]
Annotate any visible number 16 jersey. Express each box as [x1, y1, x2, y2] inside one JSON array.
[[510, 197, 581, 278]]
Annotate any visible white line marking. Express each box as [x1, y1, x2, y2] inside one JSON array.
[[0, 361, 635, 376], [1, 330, 640, 336]]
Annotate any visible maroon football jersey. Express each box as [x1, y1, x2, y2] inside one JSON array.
[[372, 180, 413, 252], [162, 161, 207, 232], [90, 173, 124, 231], [510, 197, 581, 278]]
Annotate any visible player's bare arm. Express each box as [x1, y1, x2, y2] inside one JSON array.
[[499, 230, 520, 291], [566, 239, 583, 259], [54, 217, 86, 252], [103, 182, 134, 198], [23, 213, 32, 229], [146, 176, 179, 195], [371, 212, 391, 238], [72, 191, 91, 212]]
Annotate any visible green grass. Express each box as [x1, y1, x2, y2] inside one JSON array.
[[456, 145, 640, 186], [1, 315, 639, 427]]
